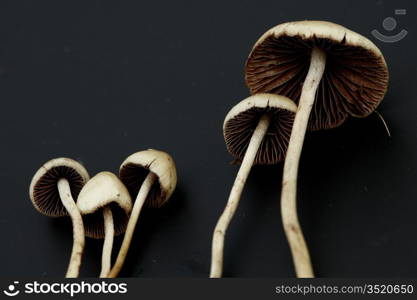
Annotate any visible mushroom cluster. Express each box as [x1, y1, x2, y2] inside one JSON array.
[[245, 21, 388, 277], [29, 149, 177, 277], [28, 19, 389, 279]]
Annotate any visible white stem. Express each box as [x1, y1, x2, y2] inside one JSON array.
[[100, 206, 114, 278], [281, 47, 326, 278], [210, 113, 271, 278], [108, 172, 157, 278], [57, 178, 85, 278]]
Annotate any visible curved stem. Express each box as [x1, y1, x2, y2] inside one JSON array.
[[281, 47, 326, 278], [99, 206, 114, 278], [57, 178, 85, 278], [374, 110, 391, 137], [108, 172, 157, 278], [210, 113, 271, 278]]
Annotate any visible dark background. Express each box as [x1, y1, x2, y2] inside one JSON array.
[[0, 0, 416, 278]]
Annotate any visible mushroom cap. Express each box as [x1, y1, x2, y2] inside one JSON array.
[[245, 20, 389, 131], [29, 157, 90, 217], [119, 149, 177, 208], [77, 171, 132, 239], [224, 93, 297, 165]]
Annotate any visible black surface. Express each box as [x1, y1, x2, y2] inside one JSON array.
[[0, 0, 416, 277]]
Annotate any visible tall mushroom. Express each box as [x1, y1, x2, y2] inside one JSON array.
[[77, 171, 132, 277], [210, 93, 297, 278], [108, 149, 177, 278], [29, 157, 89, 278], [245, 21, 389, 277]]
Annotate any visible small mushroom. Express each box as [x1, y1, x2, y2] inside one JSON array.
[[77, 171, 132, 278], [210, 93, 297, 278], [29, 157, 89, 278], [108, 149, 177, 278], [245, 21, 389, 277]]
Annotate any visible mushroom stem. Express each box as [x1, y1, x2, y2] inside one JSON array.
[[281, 47, 326, 278], [100, 206, 114, 278], [108, 172, 157, 278], [210, 113, 271, 278], [57, 178, 85, 278]]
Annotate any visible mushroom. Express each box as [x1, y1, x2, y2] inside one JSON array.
[[77, 171, 132, 277], [210, 93, 297, 278], [108, 149, 177, 278], [29, 157, 90, 278], [245, 21, 389, 277]]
